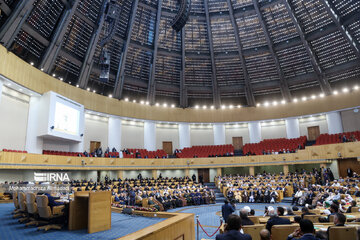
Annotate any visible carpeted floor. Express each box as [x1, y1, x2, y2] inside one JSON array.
[[0, 203, 165, 240], [168, 202, 292, 239]]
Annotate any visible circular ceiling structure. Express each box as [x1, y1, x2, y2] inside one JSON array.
[[0, 0, 359, 108]]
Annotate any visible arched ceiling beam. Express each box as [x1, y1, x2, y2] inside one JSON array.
[[226, 0, 255, 107], [0, 0, 11, 16], [113, 0, 139, 99], [77, 0, 107, 89], [253, 0, 292, 102], [40, 0, 80, 73], [147, 0, 163, 105], [319, 0, 360, 59], [283, 0, 332, 95], [204, 0, 221, 108], [0, 0, 36, 48], [180, 27, 188, 108]]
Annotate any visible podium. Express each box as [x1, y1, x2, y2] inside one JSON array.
[[69, 191, 111, 233]]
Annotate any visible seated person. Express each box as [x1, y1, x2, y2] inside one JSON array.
[[266, 207, 291, 232], [215, 214, 251, 240], [239, 208, 254, 226], [43, 192, 64, 207], [260, 229, 271, 240], [287, 219, 320, 240]]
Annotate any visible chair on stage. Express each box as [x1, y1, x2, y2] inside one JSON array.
[[36, 195, 65, 231], [25, 193, 47, 227], [12, 192, 20, 215], [328, 226, 357, 240]]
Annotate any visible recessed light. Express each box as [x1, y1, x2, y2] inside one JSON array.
[[342, 88, 349, 93], [124, 98, 129, 102], [302, 96, 307, 101], [108, 94, 112, 98], [210, 105, 214, 109], [333, 90, 338, 95], [87, 88, 90, 91], [195, 105, 199, 109], [281, 100, 286, 104], [171, 104, 175, 108], [319, 93, 325, 98], [293, 98, 298, 103]]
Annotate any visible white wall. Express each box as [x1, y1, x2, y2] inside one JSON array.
[[43, 139, 71, 152], [0, 91, 29, 151], [123, 170, 152, 179], [190, 126, 214, 146], [299, 115, 328, 137], [0, 170, 35, 182], [121, 122, 144, 149], [225, 124, 249, 145], [261, 121, 287, 139], [158, 169, 185, 178], [84, 115, 108, 151], [209, 168, 217, 182], [341, 109, 360, 132], [156, 124, 179, 150]]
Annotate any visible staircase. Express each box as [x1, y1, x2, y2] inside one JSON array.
[[205, 182, 226, 204]]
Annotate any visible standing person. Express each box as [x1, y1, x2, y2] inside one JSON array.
[[215, 214, 252, 240], [199, 174, 203, 185], [129, 188, 136, 206], [347, 168, 353, 177], [192, 174, 196, 182], [221, 200, 235, 223]]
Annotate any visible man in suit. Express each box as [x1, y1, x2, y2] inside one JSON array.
[[287, 219, 321, 240], [222, 200, 235, 223], [239, 208, 254, 226], [266, 207, 291, 232], [216, 214, 252, 240]]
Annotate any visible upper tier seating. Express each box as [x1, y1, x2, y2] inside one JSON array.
[[2, 149, 27, 153], [43, 150, 85, 157], [123, 149, 167, 158], [242, 136, 307, 155], [315, 131, 360, 145], [175, 144, 234, 158]]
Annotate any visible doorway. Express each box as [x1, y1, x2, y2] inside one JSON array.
[[307, 126, 320, 141], [337, 158, 360, 178], [198, 169, 210, 183], [162, 141, 173, 155], [90, 141, 101, 153], [232, 137, 243, 150]]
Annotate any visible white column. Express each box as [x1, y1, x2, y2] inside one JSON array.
[[326, 111, 343, 134], [70, 111, 85, 152], [108, 117, 122, 151], [0, 80, 3, 104], [248, 121, 262, 143], [179, 123, 190, 149], [285, 118, 300, 139], [25, 97, 43, 154], [144, 121, 156, 151], [213, 123, 225, 145]]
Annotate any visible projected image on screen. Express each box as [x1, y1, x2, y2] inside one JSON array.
[[54, 102, 80, 136]]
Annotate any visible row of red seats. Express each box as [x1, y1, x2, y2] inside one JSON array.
[[176, 144, 234, 158], [43, 150, 85, 157], [315, 131, 360, 145], [2, 149, 27, 153], [123, 148, 167, 158], [243, 136, 307, 155]]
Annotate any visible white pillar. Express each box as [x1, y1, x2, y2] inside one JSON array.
[[25, 97, 43, 154], [144, 121, 156, 151], [108, 117, 122, 151], [285, 118, 300, 139], [70, 111, 85, 152], [179, 123, 190, 149], [326, 111, 343, 134], [248, 121, 262, 143], [213, 123, 225, 145], [0, 80, 3, 104]]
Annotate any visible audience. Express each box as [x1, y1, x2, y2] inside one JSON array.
[[216, 214, 252, 240], [240, 208, 254, 226], [287, 219, 320, 240], [266, 207, 291, 232]]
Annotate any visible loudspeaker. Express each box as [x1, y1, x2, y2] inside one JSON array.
[[122, 208, 133, 215], [50, 126, 54, 130]]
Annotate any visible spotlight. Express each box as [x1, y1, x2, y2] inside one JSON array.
[[319, 93, 325, 98], [52, 74, 56, 77], [146, 101, 150, 105], [342, 88, 349, 93], [140, 100, 145, 104], [195, 105, 199, 109], [210, 105, 215, 109], [237, 105, 241, 108], [281, 100, 286, 104], [354, 85, 359, 91], [125, 98, 129, 102], [30, 62, 34, 66], [293, 98, 298, 103], [221, 105, 226, 109], [108, 94, 112, 98], [171, 104, 175, 108], [333, 90, 338, 95], [272, 101, 278, 106], [302, 96, 307, 101], [41, 68, 44, 71], [256, 103, 261, 107], [92, 90, 96, 93], [202, 105, 207, 109], [229, 105, 234, 109], [156, 103, 160, 106], [76, 84, 79, 87], [163, 103, 167, 107], [311, 95, 316, 99], [87, 88, 90, 91], [264, 102, 269, 107], [133, 100, 136, 103]]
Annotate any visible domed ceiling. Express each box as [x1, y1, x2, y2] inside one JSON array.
[[0, 0, 359, 108]]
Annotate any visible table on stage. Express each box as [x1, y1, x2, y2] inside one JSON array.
[[68, 191, 111, 233]]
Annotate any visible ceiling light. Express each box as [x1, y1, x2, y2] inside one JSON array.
[[163, 103, 167, 107], [221, 105, 226, 109], [229, 105, 234, 109], [202, 105, 207, 109], [195, 105, 199, 109], [293, 98, 298, 103], [264, 101, 269, 107], [146, 101, 150, 105], [41, 68, 44, 71], [342, 87, 349, 93], [140, 100, 144, 104], [302, 96, 307, 101], [281, 100, 286, 104], [210, 105, 214, 109], [155, 103, 160, 106], [237, 105, 241, 108], [87, 88, 90, 91], [7, 83, 11, 86], [19, 89, 23, 91], [93, 90, 96, 93], [311, 95, 316, 99], [319, 93, 325, 98], [272, 101, 278, 106], [76, 84, 79, 87], [171, 104, 175, 108], [124, 98, 129, 102], [108, 94, 112, 98], [354, 85, 359, 90], [333, 90, 338, 95], [30, 62, 34, 66], [256, 103, 260, 107], [52, 74, 56, 77], [133, 100, 136, 103]]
